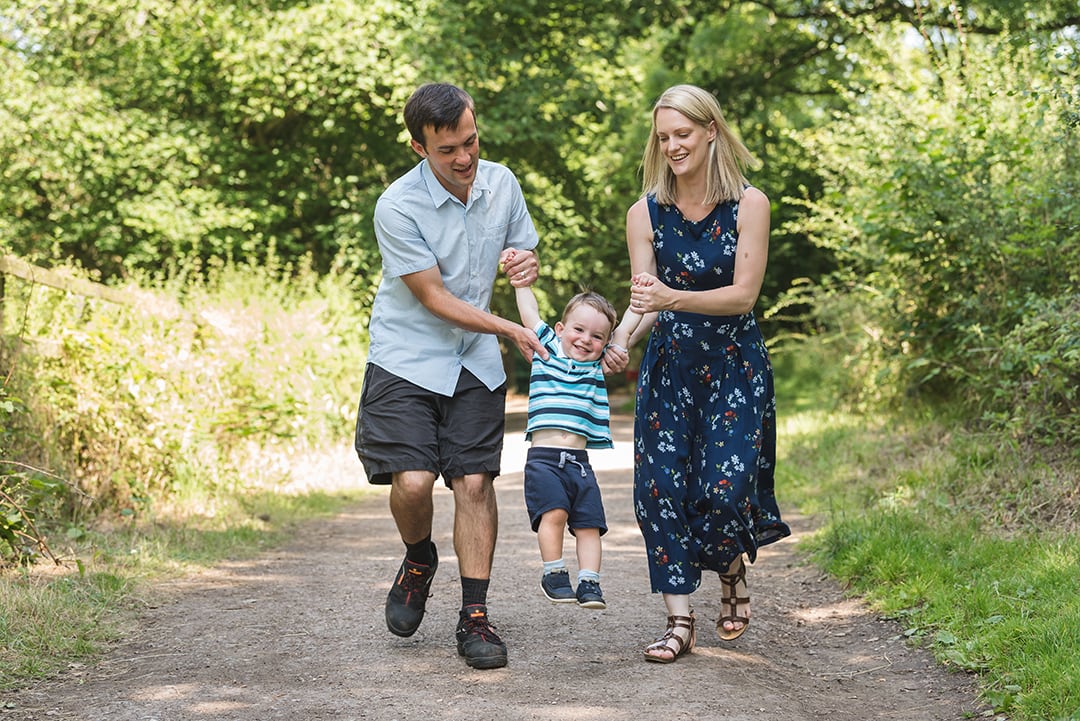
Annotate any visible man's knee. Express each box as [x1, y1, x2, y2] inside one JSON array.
[[392, 471, 436, 501], [450, 474, 495, 502]]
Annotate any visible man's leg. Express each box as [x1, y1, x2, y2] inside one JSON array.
[[451, 472, 507, 669], [451, 472, 497, 579], [385, 470, 439, 637], [390, 470, 437, 544]]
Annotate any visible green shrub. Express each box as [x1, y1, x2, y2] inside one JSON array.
[[985, 294, 1080, 449], [1, 256, 368, 533], [789, 32, 1079, 450]]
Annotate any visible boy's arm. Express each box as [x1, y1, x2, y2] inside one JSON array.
[[602, 307, 642, 375], [610, 307, 647, 350], [627, 310, 657, 346], [603, 307, 658, 375], [514, 285, 543, 330]]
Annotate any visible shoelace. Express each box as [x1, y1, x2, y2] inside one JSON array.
[[461, 609, 502, 642], [398, 564, 432, 599]]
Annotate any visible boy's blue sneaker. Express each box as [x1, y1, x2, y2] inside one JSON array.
[[540, 569, 577, 603], [576, 579, 606, 609]]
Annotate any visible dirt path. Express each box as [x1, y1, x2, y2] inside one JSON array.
[[4, 412, 987, 720]]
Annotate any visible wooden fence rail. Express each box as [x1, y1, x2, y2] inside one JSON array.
[[0, 255, 139, 307], [0, 254, 179, 341]]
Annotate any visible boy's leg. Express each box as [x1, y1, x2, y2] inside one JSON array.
[[574, 527, 602, 575], [536, 508, 576, 603], [574, 528, 606, 609], [537, 508, 569, 562]]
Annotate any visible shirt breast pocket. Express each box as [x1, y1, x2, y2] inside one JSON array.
[[476, 221, 509, 269]]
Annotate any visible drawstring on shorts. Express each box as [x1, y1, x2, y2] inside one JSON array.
[[558, 451, 587, 477]]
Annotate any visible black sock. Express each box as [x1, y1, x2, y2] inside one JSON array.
[[461, 576, 489, 609], [404, 535, 434, 566]]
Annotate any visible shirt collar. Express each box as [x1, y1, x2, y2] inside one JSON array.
[[420, 159, 490, 209]]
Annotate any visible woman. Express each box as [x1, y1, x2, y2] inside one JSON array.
[[610, 84, 790, 663]]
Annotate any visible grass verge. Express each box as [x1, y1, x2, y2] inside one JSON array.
[[773, 349, 1080, 721]]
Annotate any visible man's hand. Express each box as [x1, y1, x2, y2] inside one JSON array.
[[507, 323, 547, 363], [500, 249, 539, 287]]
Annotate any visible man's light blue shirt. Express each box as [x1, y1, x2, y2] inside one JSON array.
[[367, 158, 539, 396]]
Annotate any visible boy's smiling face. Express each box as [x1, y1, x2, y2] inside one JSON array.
[[556, 305, 612, 362]]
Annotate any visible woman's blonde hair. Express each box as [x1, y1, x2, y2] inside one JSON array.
[[641, 84, 757, 205]]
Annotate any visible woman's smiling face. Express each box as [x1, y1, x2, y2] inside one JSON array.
[[654, 107, 715, 178]]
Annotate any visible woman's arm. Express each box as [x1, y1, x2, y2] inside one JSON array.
[[630, 188, 770, 317]]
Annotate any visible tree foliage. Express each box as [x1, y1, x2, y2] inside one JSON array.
[[1, 0, 1078, 435], [792, 26, 1079, 444]]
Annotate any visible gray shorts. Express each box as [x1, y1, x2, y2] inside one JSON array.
[[354, 364, 507, 487]]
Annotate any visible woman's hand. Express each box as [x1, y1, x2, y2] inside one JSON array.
[[601, 343, 630, 375], [629, 273, 672, 313]]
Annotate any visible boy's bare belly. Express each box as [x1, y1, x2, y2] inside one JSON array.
[[529, 428, 588, 449]]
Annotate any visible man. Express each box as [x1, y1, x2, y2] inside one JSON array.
[[355, 82, 545, 670]]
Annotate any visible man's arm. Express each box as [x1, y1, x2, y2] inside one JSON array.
[[401, 266, 547, 362]]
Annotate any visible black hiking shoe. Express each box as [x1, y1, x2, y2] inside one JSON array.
[[576, 579, 606, 609], [455, 604, 508, 669], [540, 569, 577, 603], [385, 545, 438, 637]]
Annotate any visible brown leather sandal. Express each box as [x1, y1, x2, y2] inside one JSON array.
[[717, 557, 750, 641], [643, 612, 696, 663]]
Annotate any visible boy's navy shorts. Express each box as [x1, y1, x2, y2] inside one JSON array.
[[354, 363, 506, 488], [523, 446, 607, 535]]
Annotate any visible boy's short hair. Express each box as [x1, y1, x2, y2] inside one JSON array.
[[562, 290, 618, 336]]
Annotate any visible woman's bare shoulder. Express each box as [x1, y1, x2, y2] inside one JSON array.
[[627, 195, 650, 218], [740, 185, 769, 207]]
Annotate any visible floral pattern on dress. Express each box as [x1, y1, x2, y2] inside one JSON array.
[[634, 195, 791, 595]]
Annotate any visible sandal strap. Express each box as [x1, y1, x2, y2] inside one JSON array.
[[718, 558, 746, 587], [645, 614, 696, 658], [645, 633, 686, 656], [718, 558, 750, 635], [669, 614, 693, 631]]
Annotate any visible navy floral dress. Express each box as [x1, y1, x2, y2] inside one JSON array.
[[634, 194, 790, 595]]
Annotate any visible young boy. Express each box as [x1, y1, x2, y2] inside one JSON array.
[[511, 272, 629, 609]]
